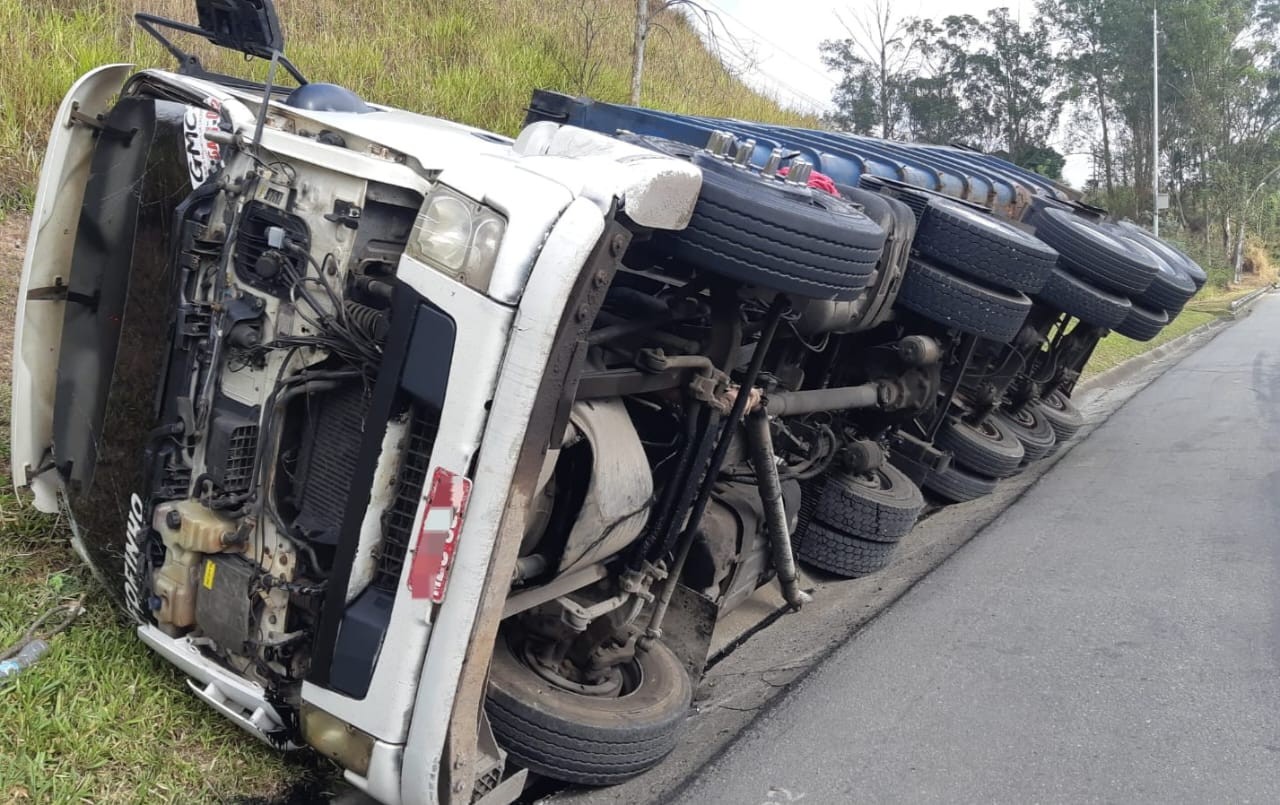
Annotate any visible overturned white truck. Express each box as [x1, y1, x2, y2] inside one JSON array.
[[11, 2, 1204, 802]]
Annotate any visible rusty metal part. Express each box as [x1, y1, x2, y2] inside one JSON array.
[[441, 219, 632, 802], [644, 295, 790, 641], [745, 409, 810, 609], [845, 439, 886, 474], [502, 563, 609, 619], [899, 334, 942, 366], [637, 348, 735, 411]]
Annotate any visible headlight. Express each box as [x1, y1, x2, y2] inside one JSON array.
[[408, 186, 507, 292]]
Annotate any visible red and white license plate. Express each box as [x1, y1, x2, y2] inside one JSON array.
[[407, 468, 472, 603]]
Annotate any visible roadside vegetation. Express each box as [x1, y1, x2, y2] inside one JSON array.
[[0, 0, 812, 210]]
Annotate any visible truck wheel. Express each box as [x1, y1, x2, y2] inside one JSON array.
[[1038, 389, 1084, 442], [1115, 221, 1207, 289], [1033, 207, 1159, 295], [897, 258, 1032, 343], [923, 461, 998, 503], [1034, 267, 1132, 329], [794, 521, 899, 577], [811, 464, 925, 543], [994, 405, 1056, 462], [935, 414, 1025, 478], [1101, 225, 1197, 312], [486, 632, 692, 785], [913, 197, 1058, 293], [653, 152, 886, 300], [1114, 303, 1168, 342]]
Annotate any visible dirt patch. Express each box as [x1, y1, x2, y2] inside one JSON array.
[[0, 213, 29, 388]]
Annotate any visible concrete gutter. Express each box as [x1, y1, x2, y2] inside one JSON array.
[[548, 293, 1266, 805]]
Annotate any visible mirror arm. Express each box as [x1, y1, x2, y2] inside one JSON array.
[[132, 11, 306, 85]]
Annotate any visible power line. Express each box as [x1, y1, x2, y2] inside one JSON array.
[[682, 0, 836, 111], [696, 0, 839, 89]]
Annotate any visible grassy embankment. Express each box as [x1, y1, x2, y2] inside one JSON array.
[[0, 1, 807, 802], [0, 0, 812, 210]]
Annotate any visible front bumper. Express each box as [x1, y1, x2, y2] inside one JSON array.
[[137, 625, 299, 749]]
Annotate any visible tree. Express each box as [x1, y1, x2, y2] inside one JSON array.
[[819, 0, 920, 137], [1046, 0, 1280, 266], [631, 0, 743, 105], [1039, 0, 1118, 193], [901, 11, 1063, 160], [1015, 144, 1067, 180]]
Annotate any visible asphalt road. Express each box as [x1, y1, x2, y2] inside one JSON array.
[[673, 297, 1280, 804]]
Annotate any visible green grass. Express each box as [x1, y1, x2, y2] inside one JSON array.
[[0, 0, 814, 208], [1082, 308, 1218, 379]]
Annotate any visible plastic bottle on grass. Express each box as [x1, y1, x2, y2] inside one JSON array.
[[0, 639, 50, 681]]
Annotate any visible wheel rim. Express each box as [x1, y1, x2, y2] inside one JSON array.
[[1042, 390, 1068, 412], [518, 636, 640, 698], [971, 418, 1002, 441], [851, 468, 892, 492], [1008, 407, 1037, 428]]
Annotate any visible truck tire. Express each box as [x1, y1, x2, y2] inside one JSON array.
[[1033, 207, 1159, 295], [653, 152, 886, 300], [1035, 267, 1132, 329], [1038, 389, 1084, 442], [1114, 303, 1168, 342], [486, 632, 692, 786], [994, 405, 1056, 462], [935, 414, 1025, 478], [811, 464, 925, 543], [913, 197, 1058, 293], [923, 461, 998, 502], [794, 521, 899, 577], [897, 258, 1032, 343], [1136, 254, 1197, 312], [1115, 221, 1207, 289], [1102, 225, 1197, 311]]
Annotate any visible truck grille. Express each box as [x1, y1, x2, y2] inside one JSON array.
[[374, 406, 441, 591]]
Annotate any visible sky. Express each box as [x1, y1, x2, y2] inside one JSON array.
[[696, 0, 1093, 187]]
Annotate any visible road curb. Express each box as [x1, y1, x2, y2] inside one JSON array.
[[1077, 286, 1274, 395]]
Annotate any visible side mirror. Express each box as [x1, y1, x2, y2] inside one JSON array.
[[194, 0, 284, 59], [136, 0, 304, 84]]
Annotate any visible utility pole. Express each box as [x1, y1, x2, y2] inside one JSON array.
[[1152, 5, 1159, 236]]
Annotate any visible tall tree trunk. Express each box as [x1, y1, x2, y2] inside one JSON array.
[[1233, 220, 1246, 284], [1092, 68, 1114, 195], [630, 0, 649, 106], [879, 44, 890, 139]]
